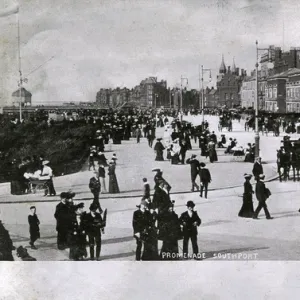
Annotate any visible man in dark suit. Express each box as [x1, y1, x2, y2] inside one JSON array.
[[84, 203, 104, 261], [252, 157, 264, 181], [253, 174, 273, 219], [54, 192, 69, 250], [179, 201, 201, 258], [132, 203, 149, 261], [186, 154, 200, 192], [179, 140, 189, 164], [199, 162, 211, 198]]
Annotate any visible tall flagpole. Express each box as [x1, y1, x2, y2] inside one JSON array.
[[16, 10, 22, 121]]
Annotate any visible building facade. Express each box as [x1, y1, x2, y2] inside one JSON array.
[[240, 76, 256, 109], [216, 56, 246, 108], [11, 88, 32, 107], [265, 72, 287, 113], [285, 68, 300, 113]]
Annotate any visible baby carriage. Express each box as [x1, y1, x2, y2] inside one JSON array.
[[28, 177, 50, 194]]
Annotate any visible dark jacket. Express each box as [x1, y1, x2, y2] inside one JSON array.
[[28, 214, 40, 235], [158, 210, 182, 241], [199, 168, 211, 183], [54, 202, 69, 231], [179, 211, 201, 236], [89, 177, 101, 192], [83, 212, 103, 236], [98, 166, 105, 178], [255, 180, 268, 202], [143, 183, 150, 199], [152, 187, 172, 212], [132, 210, 150, 235], [252, 162, 263, 178], [186, 158, 200, 177]]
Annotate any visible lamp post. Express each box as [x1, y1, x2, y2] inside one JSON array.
[[200, 65, 212, 124], [154, 94, 158, 109], [255, 40, 272, 158], [180, 76, 188, 112]]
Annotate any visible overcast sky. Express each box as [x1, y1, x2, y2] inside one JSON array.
[[0, 0, 299, 104]]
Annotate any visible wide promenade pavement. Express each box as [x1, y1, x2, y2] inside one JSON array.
[[1, 114, 300, 260]]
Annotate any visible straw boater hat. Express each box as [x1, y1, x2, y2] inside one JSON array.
[[42, 160, 50, 166], [259, 174, 265, 179]]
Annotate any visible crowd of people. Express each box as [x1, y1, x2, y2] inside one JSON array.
[[1, 106, 300, 261]]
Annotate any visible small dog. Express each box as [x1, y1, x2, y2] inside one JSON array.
[[16, 246, 37, 261]]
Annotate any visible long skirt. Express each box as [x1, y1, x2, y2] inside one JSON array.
[[155, 150, 164, 161], [10, 180, 23, 195], [69, 234, 87, 260], [238, 194, 254, 218], [142, 234, 159, 261], [160, 239, 179, 260], [109, 174, 120, 193]]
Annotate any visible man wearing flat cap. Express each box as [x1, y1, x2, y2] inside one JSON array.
[[186, 154, 200, 192], [179, 201, 201, 258], [253, 174, 273, 219]]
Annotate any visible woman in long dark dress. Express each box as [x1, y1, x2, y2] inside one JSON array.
[[154, 138, 165, 161], [142, 205, 159, 261], [108, 161, 120, 193], [238, 174, 254, 218], [158, 201, 182, 260]]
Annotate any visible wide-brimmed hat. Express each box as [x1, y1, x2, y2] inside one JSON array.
[[42, 160, 50, 165], [60, 192, 67, 199], [186, 200, 195, 208], [156, 138, 162, 141], [75, 202, 84, 210], [152, 168, 161, 172], [200, 162, 206, 167], [66, 192, 76, 199], [244, 173, 252, 179]]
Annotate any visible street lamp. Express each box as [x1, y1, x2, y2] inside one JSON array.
[[154, 94, 158, 109], [200, 65, 212, 124], [255, 40, 272, 158], [180, 76, 188, 111]]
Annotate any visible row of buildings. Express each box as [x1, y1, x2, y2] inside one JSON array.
[[241, 46, 300, 113], [5, 46, 300, 113], [95, 56, 248, 110]]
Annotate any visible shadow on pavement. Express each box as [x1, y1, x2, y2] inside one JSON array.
[[101, 251, 135, 260], [102, 235, 134, 245]]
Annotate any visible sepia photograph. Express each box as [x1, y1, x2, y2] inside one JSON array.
[[1, 0, 300, 272]]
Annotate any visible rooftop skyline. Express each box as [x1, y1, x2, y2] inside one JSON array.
[[1, 0, 299, 104]]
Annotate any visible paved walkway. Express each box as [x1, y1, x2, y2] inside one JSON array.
[[1, 114, 299, 261], [0, 115, 279, 203]]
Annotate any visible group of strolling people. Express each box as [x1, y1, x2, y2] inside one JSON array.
[[132, 169, 202, 260]]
